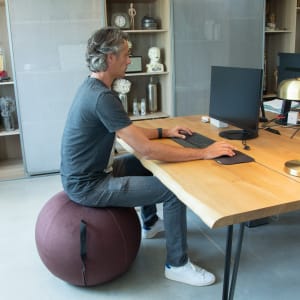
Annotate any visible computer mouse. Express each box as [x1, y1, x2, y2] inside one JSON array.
[[179, 130, 193, 137], [218, 150, 240, 158]]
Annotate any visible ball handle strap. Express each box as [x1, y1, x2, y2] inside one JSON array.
[[80, 220, 87, 286]]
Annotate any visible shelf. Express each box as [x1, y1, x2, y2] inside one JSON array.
[[109, 0, 156, 3], [263, 93, 277, 101], [0, 81, 14, 85], [265, 30, 293, 34], [125, 71, 169, 77], [124, 29, 168, 33], [0, 129, 20, 137], [130, 111, 168, 121]]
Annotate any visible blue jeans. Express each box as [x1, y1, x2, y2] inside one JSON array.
[[82, 153, 188, 266]]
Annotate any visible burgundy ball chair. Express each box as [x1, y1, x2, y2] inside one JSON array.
[[35, 191, 141, 286]]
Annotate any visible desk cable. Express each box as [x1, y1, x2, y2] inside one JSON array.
[[242, 139, 250, 150], [260, 113, 288, 126], [260, 115, 286, 128]]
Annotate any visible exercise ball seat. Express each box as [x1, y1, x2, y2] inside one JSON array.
[[35, 191, 141, 286]]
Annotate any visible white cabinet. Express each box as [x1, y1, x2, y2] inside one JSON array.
[[105, 0, 173, 119]]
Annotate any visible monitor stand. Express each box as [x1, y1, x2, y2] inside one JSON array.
[[219, 130, 258, 140]]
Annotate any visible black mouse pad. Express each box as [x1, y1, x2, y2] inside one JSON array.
[[214, 150, 254, 165]]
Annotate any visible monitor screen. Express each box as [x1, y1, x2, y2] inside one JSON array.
[[278, 52, 300, 83], [209, 66, 263, 140]]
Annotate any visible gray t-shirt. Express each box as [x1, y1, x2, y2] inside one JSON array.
[[60, 77, 132, 201]]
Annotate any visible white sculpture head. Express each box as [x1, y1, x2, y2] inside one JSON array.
[[148, 47, 161, 63]]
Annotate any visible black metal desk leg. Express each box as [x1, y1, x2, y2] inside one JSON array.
[[223, 225, 233, 300], [222, 223, 246, 300], [229, 223, 245, 300]]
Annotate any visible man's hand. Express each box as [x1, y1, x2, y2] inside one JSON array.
[[202, 141, 236, 160], [165, 126, 193, 139]]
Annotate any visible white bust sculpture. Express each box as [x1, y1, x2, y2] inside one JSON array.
[[112, 78, 131, 112], [146, 47, 164, 73], [113, 78, 131, 94]]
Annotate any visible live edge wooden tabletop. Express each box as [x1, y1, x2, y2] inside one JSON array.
[[118, 115, 300, 229]]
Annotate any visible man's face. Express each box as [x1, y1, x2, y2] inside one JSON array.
[[110, 40, 131, 78]]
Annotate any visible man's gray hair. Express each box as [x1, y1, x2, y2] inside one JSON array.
[[86, 27, 129, 72]]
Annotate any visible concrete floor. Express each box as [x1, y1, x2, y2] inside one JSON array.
[[1, 174, 299, 300]]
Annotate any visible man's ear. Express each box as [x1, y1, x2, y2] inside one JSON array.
[[106, 53, 115, 66]]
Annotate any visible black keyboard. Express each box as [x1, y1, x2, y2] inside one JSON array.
[[172, 132, 215, 148], [172, 132, 254, 165]]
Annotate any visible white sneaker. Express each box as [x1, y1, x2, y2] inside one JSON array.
[[142, 218, 164, 239], [165, 259, 216, 286]]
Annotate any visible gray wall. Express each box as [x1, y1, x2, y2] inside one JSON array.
[[172, 0, 265, 116]]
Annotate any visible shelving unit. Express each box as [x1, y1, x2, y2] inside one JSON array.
[[264, 0, 297, 96], [0, 0, 24, 180], [105, 0, 172, 120], [296, 1, 300, 52]]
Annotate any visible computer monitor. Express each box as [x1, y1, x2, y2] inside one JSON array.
[[209, 66, 263, 140], [277, 52, 300, 124]]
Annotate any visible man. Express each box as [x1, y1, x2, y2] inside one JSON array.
[[60, 27, 236, 286]]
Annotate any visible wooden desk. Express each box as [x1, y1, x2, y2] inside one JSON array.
[[118, 115, 300, 300], [123, 115, 300, 228]]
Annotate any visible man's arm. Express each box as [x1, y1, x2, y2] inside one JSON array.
[[117, 124, 236, 162]]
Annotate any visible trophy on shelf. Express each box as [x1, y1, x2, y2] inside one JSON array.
[[112, 78, 132, 113], [146, 47, 164, 73]]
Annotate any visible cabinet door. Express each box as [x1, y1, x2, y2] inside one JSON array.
[[172, 0, 265, 116], [7, 0, 105, 174]]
